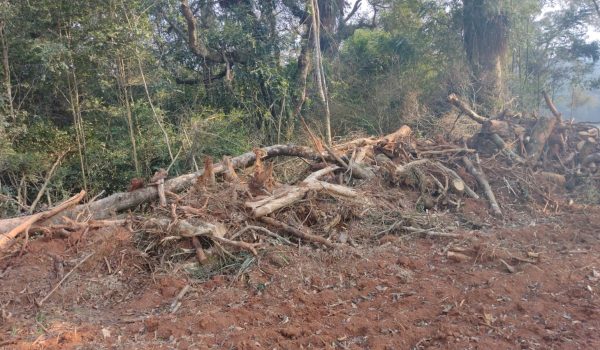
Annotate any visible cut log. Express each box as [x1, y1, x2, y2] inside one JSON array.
[[157, 179, 167, 207], [450, 178, 465, 195], [534, 172, 566, 188], [462, 157, 502, 217], [0, 145, 327, 232], [433, 163, 480, 199], [383, 125, 412, 143]]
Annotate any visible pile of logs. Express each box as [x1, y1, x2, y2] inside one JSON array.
[[1, 92, 597, 256]]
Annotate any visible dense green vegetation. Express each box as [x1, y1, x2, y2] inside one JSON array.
[[1, 0, 599, 216]]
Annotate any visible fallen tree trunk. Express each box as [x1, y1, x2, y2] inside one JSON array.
[[0, 145, 327, 233], [0, 191, 86, 251]]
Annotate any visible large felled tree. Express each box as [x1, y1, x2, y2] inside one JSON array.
[[463, 0, 510, 111]]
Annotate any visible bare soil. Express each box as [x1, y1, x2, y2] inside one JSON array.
[[1, 204, 599, 350]]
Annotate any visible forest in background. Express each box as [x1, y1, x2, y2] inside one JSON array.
[[1, 0, 600, 216]]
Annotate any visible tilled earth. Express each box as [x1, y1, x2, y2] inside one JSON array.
[[1, 206, 599, 349]]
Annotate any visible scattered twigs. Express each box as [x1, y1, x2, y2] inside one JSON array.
[[377, 221, 462, 239], [36, 252, 94, 306], [403, 226, 463, 239], [0, 190, 86, 251], [229, 225, 292, 245], [260, 216, 336, 249], [462, 156, 502, 217]]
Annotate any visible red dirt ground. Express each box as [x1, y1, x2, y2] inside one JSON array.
[[1, 206, 599, 349]]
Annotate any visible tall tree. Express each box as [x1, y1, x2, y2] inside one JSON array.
[[463, 0, 510, 110]]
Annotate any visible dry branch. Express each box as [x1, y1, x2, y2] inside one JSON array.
[[29, 151, 69, 213], [542, 90, 562, 121], [260, 216, 336, 249], [246, 166, 357, 217], [462, 157, 502, 217], [323, 143, 374, 180], [36, 251, 93, 306], [447, 94, 488, 124]]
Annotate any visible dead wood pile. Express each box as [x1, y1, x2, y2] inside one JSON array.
[[1, 93, 598, 271]]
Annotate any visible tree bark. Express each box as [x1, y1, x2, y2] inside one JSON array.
[[0, 21, 14, 121]]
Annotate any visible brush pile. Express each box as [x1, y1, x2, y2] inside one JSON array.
[[1, 93, 598, 273]]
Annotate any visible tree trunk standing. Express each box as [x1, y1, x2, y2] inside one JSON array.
[[292, 18, 313, 119], [463, 0, 509, 111], [0, 21, 15, 122], [116, 56, 140, 176], [64, 27, 89, 192], [311, 0, 333, 146]]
